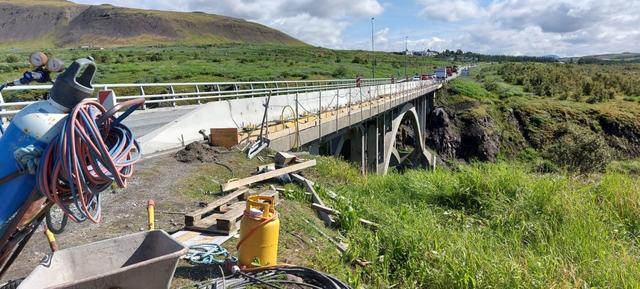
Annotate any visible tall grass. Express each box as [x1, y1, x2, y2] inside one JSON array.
[[313, 160, 640, 288]]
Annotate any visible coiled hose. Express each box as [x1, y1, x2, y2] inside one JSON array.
[[183, 265, 351, 289], [37, 98, 144, 223]]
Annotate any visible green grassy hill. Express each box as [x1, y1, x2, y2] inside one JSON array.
[[563, 52, 640, 63], [0, 0, 305, 48], [0, 44, 451, 92]]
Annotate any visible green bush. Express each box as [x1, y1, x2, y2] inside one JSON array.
[[351, 56, 366, 64], [544, 125, 612, 172], [4, 55, 19, 63], [331, 66, 348, 78]]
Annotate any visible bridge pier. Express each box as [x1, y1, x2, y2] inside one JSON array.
[[310, 90, 437, 174]]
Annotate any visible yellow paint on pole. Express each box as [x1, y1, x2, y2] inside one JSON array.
[[147, 200, 155, 230]]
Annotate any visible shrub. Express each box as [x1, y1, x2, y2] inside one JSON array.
[[5, 55, 19, 63], [147, 53, 164, 62], [544, 125, 612, 172], [332, 66, 348, 78], [351, 56, 364, 64]]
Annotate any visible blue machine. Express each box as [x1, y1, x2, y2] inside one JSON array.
[[0, 59, 95, 236]]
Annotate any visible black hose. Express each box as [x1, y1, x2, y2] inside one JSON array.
[[266, 280, 325, 289], [214, 161, 234, 177], [45, 210, 68, 235], [235, 270, 283, 289]]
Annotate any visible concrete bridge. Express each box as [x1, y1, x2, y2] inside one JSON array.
[[0, 76, 456, 174]]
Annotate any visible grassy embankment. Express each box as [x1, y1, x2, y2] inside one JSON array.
[[434, 63, 640, 172], [290, 156, 640, 288], [0, 44, 452, 102], [273, 64, 636, 287]]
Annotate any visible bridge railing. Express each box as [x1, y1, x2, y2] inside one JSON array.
[[0, 78, 395, 119]]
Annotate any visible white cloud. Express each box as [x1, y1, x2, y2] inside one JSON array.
[[271, 14, 348, 46], [415, 0, 640, 56], [72, 0, 640, 56], [375, 28, 390, 46], [73, 0, 384, 47], [417, 0, 485, 21]]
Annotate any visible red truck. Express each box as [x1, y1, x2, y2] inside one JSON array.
[[445, 66, 459, 77]]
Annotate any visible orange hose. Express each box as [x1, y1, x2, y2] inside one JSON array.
[[236, 211, 278, 251]]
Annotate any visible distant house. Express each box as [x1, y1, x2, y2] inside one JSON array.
[[412, 50, 439, 57]]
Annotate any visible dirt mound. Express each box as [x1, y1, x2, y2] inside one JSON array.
[[174, 142, 220, 163]]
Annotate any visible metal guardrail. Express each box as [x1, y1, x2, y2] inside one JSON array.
[[0, 78, 395, 118]]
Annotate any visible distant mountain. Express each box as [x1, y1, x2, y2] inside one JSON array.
[[0, 0, 305, 48], [562, 52, 640, 63]]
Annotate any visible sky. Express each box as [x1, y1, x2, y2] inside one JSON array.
[[73, 0, 640, 57]]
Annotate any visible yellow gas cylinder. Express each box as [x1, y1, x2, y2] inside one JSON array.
[[237, 195, 280, 268]]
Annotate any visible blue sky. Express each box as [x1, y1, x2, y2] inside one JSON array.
[[74, 0, 640, 57]]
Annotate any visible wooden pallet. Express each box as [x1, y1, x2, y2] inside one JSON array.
[[184, 187, 251, 227], [184, 190, 279, 234]]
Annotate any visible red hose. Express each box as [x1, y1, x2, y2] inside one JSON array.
[[37, 98, 144, 223]]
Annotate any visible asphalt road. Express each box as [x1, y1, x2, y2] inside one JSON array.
[[121, 105, 198, 138]]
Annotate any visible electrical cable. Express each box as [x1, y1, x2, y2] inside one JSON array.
[[36, 98, 144, 223]]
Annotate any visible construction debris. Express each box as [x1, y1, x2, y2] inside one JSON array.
[[221, 159, 316, 192], [185, 189, 279, 234], [274, 151, 297, 168], [185, 188, 251, 226], [291, 173, 335, 227], [310, 203, 380, 230]]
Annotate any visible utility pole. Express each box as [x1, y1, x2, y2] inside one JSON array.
[[371, 17, 375, 80], [404, 36, 408, 80]]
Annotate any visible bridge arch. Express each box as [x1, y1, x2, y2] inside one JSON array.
[[382, 103, 433, 174]]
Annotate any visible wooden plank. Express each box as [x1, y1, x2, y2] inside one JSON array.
[[185, 223, 240, 235], [243, 189, 280, 205], [184, 188, 250, 226], [216, 206, 245, 232], [311, 203, 339, 215], [311, 203, 380, 230], [291, 173, 334, 227], [171, 230, 236, 247], [210, 128, 241, 148], [221, 159, 316, 192]]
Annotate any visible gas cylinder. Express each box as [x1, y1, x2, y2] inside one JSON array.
[[0, 59, 95, 236], [237, 195, 280, 268]]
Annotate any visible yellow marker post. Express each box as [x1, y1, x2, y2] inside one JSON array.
[[147, 200, 155, 230], [43, 225, 58, 252]]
